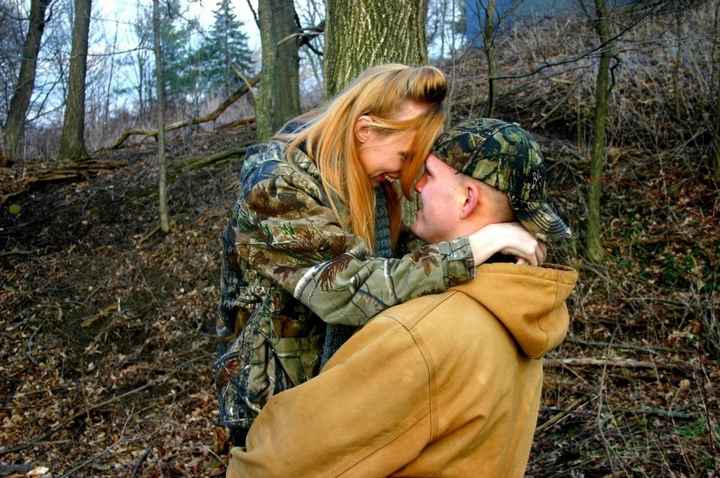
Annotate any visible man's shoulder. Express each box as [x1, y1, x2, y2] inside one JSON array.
[[378, 289, 482, 332]]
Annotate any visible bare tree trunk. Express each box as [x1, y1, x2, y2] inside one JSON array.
[[712, 0, 720, 181], [58, 0, 91, 162], [3, 0, 51, 166], [152, 0, 170, 233], [102, 20, 119, 141], [223, 1, 231, 98], [325, 0, 428, 96], [586, 0, 611, 262], [256, 0, 301, 140], [483, 0, 497, 117]]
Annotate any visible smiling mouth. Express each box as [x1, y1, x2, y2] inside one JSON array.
[[376, 174, 399, 183]]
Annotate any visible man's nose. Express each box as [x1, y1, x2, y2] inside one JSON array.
[[414, 175, 428, 192]]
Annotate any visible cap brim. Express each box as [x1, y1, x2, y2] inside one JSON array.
[[513, 201, 572, 241]]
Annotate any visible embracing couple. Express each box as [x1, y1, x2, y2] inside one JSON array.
[[216, 64, 578, 477]]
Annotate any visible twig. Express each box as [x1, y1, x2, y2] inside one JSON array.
[[26, 323, 43, 366], [105, 75, 259, 150], [618, 407, 695, 419], [565, 338, 678, 354], [536, 397, 588, 434], [0, 248, 33, 257], [695, 351, 720, 453], [0, 464, 32, 475], [544, 357, 689, 370], [231, 64, 257, 101], [131, 447, 151, 478], [244, 0, 259, 29], [203, 444, 224, 464], [58, 442, 117, 478], [138, 225, 160, 245]]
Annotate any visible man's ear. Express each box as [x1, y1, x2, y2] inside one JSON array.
[[354, 115, 372, 144], [460, 181, 481, 219]]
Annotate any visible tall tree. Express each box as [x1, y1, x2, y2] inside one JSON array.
[[256, 0, 301, 140], [586, 0, 612, 262], [482, 0, 497, 117], [200, 0, 253, 97], [0, 2, 26, 121], [152, 0, 170, 233], [58, 0, 91, 162], [324, 0, 428, 96], [712, 0, 720, 181], [3, 0, 51, 166], [158, 0, 195, 103]]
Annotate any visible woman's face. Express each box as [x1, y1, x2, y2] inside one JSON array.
[[356, 101, 429, 184]]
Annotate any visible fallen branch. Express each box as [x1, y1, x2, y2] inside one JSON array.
[[131, 448, 151, 478], [0, 248, 33, 257], [0, 159, 129, 206], [170, 145, 250, 175], [536, 397, 588, 434], [0, 463, 32, 476], [107, 75, 260, 150], [58, 442, 118, 478], [544, 357, 689, 370], [540, 405, 695, 420], [216, 116, 256, 130], [565, 338, 679, 354]]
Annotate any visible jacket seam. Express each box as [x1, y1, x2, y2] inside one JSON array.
[[332, 317, 436, 477], [537, 278, 560, 356], [334, 411, 431, 478], [381, 292, 459, 442]]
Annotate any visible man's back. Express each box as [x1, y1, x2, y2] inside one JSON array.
[[228, 263, 578, 477]]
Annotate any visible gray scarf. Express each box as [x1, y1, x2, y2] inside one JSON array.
[[320, 187, 393, 366]]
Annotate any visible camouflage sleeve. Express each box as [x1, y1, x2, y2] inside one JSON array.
[[233, 161, 474, 327]]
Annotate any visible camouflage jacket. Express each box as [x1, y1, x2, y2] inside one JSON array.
[[216, 140, 474, 430]]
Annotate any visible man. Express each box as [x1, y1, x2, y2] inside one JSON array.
[[227, 118, 579, 477]]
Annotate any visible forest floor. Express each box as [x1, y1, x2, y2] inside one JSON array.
[[0, 121, 718, 477]]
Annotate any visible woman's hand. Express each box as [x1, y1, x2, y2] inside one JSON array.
[[468, 222, 545, 266]]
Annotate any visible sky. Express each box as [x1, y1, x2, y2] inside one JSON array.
[[96, 0, 262, 52]]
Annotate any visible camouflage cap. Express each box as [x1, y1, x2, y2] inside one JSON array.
[[433, 118, 572, 241]]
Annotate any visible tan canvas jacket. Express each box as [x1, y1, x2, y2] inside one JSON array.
[[228, 263, 579, 477]]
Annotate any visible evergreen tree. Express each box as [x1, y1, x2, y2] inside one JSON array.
[[199, 0, 254, 97], [159, 0, 195, 102]]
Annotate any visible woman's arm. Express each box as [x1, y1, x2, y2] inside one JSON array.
[[231, 145, 539, 326], [229, 156, 470, 326]]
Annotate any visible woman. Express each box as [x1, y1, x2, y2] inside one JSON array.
[[216, 64, 541, 444]]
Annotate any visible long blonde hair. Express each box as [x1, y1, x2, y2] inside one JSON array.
[[282, 64, 447, 249]]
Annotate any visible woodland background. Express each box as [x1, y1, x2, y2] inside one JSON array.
[[0, 0, 719, 476]]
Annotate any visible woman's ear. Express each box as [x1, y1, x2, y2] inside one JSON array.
[[460, 181, 481, 219], [355, 115, 372, 144]]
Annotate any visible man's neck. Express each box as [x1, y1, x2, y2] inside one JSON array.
[[455, 217, 496, 238]]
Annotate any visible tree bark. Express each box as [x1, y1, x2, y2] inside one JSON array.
[[483, 0, 497, 117], [152, 0, 170, 233], [586, 0, 611, 262], [58, 0, 91, 162], [324, 0, 428, 96], [712, 0, 720, 181], [2, 0, 51, 166], [256, 0, 301, 141]]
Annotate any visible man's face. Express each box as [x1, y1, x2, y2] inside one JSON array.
[[410, 154, 465, 243]]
